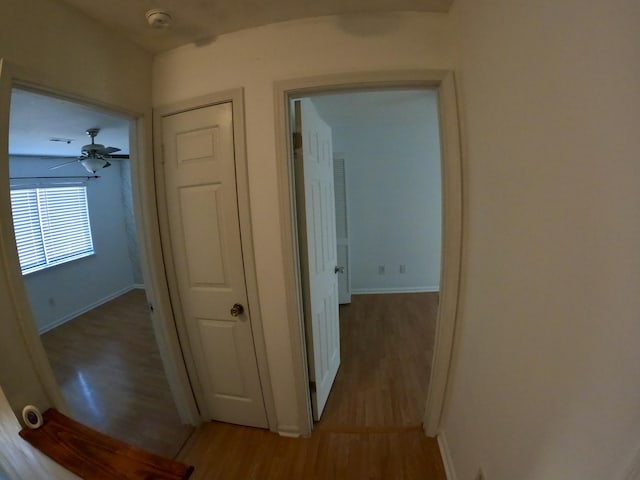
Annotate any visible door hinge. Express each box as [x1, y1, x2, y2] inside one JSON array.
[[292, 132, 302, 150], [309, 381, 316, 393]]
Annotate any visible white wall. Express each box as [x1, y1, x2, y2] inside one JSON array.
[[154, 7, 640, 477], [9, 157, 138, 333], [441, 1, 640, 479], [0, 0, 151, 114], [0, 0, 151, 415], [326, 92, 441, 293], [153, 12, 455, 433]]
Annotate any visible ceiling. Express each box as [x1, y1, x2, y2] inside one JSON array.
[[7, 3, 450, 158], [9, 89, 130, 158], [54, 0, 453, 53]]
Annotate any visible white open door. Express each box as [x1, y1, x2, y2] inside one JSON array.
[[333, 156, 351, 304], [294, 99, 341, 421], [160, 102, 267, 428]]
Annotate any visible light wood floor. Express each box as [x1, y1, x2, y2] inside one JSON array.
[[178, 293, 445, 479], [41, 289, 193, 458]]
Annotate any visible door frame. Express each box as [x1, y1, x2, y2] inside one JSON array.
[[333, 153, 352, 305], [153, 88, 278, 430], [274, 70, 463, 436], [0, 58, 200, 425]]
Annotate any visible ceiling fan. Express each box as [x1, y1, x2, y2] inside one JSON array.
[[50, 128, 129, 174]]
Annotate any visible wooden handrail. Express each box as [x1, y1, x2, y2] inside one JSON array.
[[19, 409, 194, 480]]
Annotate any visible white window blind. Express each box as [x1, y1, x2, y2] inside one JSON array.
[[10, 186, 94, 274]]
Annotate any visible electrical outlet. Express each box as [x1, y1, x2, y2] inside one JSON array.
[[399, 264, 406, 274], [378, 265, 385, 274], [475, 468, 486, 480]]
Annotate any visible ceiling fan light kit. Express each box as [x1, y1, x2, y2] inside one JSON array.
[[80, 157, 110, 174], [50, 127, 125, 174]]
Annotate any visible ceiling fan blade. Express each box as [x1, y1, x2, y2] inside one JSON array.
[[49, 159, 79, 170], [98, 146, 121, 155], [104, 161, 112, 169], [106, 154, 130, 159]]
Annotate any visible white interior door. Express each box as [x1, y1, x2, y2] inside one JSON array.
[[161, 102, 267, 428], [294, 99, 341, 421], [333, 156, 351, 304]]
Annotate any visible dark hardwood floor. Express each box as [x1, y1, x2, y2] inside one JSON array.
[[41, 288, 194, 458], [320, 292, 438, 430], [178, 292, 444, 479]]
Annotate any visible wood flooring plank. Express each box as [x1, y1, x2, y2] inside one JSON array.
[[319, 293, 438, 429], [41, 289, 193, 458], [178, 422, 445, 480]]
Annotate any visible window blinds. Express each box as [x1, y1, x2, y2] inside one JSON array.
[[10, 186, 94, 274]]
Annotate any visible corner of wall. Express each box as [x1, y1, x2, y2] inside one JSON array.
[[437, 429, 458, 480]]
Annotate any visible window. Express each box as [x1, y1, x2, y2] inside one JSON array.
[[10, 186, 95, 275]]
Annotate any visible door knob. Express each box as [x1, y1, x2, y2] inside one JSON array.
[[334, 266, 345, 274], [230, 303, 244, 317]]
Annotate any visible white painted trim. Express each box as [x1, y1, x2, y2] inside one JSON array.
[[230, 90, 279, 432], [351, 286, 440, 294], [422, 71, 464, 436], [153, 89, 278, 431], [277, 426, 303, 438], [132, 283, 145, 290], [437, 431, 458, 480], [132, 116, 201, 426], [38, 285, 139, 334], [129, 115, 200, 425], [274, 70, 463, 437]]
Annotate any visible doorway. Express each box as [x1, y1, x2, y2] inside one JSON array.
[[152, 90, 278, 431], [155, 98, 269, 428], [6, 87, 192, 457], [292, 89, 442, 428], [275, 70, 462, 437]]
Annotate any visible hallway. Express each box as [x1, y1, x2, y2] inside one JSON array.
[[177, 293, 444, 479]]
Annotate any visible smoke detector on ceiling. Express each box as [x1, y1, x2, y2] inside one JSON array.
[[146, 9, 173, 29]]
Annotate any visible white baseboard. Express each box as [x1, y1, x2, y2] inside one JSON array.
[[132, 283, 145, 290], [277, 425, 302, 438], [438, 431, 458, 480], [351, 286, 440, 295], [38, 284, 139, 334]]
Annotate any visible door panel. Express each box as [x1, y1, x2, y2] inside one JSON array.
[[161, 102, 267, 428], [294, 99, 340, 421], [178, 184, 227, 286], [198, 319, 246, 396]]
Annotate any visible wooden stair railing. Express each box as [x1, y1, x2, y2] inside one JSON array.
[[19, 409, 194, 480]]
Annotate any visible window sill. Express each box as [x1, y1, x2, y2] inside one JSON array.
[[22, 251, 95, 277]]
